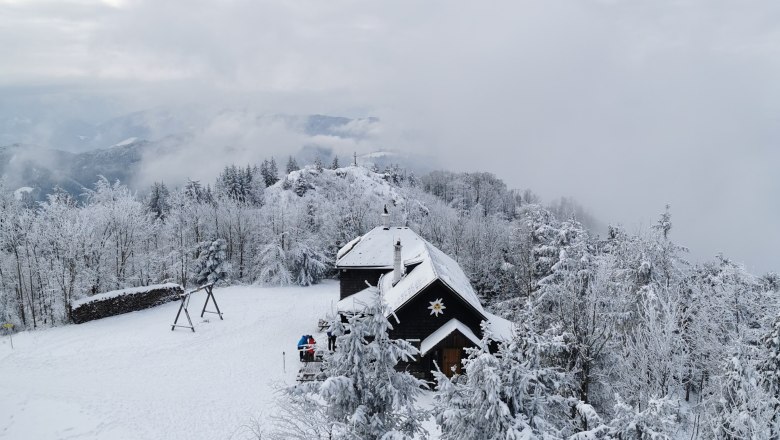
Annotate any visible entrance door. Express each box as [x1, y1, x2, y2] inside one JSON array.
[[442, 348, 463, 377]]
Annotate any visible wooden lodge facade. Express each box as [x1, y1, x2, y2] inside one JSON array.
[[335, 214, 513, 380]]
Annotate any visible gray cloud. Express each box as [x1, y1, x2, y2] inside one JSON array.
[[1, 0, 779, 273]]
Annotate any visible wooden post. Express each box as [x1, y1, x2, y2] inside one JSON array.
[[200, 284, 223, 320], [171, 292, 195, 332], [3, 323, 13, 349]]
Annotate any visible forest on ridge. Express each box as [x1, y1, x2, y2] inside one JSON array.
[[1, 158, 778, 438]]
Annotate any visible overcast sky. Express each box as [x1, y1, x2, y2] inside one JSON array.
[[1, 0, 779, 274]]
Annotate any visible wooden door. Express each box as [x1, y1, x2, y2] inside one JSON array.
[[442, 348, 463, 377]]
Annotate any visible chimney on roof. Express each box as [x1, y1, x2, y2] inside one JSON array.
[[381, 205, 390, 229], [393, 239, 403, 285]]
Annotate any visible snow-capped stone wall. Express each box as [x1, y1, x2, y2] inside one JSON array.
[[71, 283, 183, 324]]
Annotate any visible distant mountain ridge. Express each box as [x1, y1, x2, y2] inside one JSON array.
[[0, 112, 432, 200]]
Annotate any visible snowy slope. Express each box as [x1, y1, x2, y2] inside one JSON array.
[[0, 283, 341, 440]]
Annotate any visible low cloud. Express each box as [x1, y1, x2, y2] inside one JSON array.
[[1, 0, 779, 273]]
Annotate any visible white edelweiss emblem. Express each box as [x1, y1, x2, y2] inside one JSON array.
[[428, 298, 446, 317]]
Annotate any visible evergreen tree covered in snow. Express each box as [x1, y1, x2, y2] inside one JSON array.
[[274, 289, 426, 439], [286, 156, 300, 174], [321, 289, 426, 439], [147, 181, 170, 220], [434, 320, 568, 439], [193, 238, 230, 285], [570, 395, 678, 440], [260, 158, 280, 187]]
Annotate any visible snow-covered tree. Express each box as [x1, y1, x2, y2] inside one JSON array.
[[434, 320, 568, 439], [570, 395, 678, 440], [147, 181, 171, 220], [274, 289, 426, 439], [193, 238, 230, 286], [286, 156, 300, 174], [759, 314, 780, 437], [708, 350, 774, 439]]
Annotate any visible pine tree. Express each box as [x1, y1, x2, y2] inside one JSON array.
[[331, 156, 340, 170], [255, 242, 292, 286], [193, 238, 230, 285], [289, 238, 328, 286], [293, 172, 311, 197], [184, 179, 206, 202], [147, 182, 170, 220], [268, 157, 280, 185], [314, 157, 324, 173], [434, 320, 567, 438], [275, 289, 427, 439], [286, 156, 300, 174]]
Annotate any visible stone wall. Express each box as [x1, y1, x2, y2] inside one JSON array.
[[71, 283, 184, 324]]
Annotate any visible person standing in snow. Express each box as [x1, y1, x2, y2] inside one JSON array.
[[306, 335, 316, 361], [327, 330, 336, 351], [297, 335, 308, 361]]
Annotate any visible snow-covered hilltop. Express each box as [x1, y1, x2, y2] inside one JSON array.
[[1, 158, 778, 439]]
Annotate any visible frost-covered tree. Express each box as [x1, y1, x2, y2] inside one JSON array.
[[254, 242, 292, 286], [759, 313, 780, 437], [147, 181, 171, 220], [570, 395, 678, 440], [286, 156, 300, 174], [331, 156, 340, 170], [708, 350, 774, 439], [192, 238, 230, 286], [274, 289, 426, 439], [434, 320, 568, 439]]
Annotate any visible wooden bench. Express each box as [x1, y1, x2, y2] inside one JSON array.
[[317, 319, 329, 332], [297, 359, 325, 382]]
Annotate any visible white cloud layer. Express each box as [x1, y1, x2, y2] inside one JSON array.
[[1, 0, 780, 273]]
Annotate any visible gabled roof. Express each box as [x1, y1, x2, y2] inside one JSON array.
[[420, 318, 481, 356], [378, 240, 486, 319], [335, 226, 517, 342], [335, 226, 426, 269]]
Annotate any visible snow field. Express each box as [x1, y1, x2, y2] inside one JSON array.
[[0, 282, 340, 440]]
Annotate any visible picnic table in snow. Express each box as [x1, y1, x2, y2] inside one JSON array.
[[296, 345, 326, 382]]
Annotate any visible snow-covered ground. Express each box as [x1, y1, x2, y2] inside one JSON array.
[[0, 282, 343, 439]]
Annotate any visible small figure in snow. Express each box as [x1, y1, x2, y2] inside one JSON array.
[[297, 335, 308, 361], [307, 335, 316, 361], [327, 330, 336, 351]]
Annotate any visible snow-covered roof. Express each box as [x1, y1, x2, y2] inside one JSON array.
[[378, 241, 486, 318], [336, 286, 378, 314], [337, 226, 515, 343], [483, 312, 516, 342], [72, 283, 182, 308], [335, 226, 427, 269], [420, 318, 482, 356]]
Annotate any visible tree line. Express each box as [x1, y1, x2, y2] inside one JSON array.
[[1, 157, 778, 437]]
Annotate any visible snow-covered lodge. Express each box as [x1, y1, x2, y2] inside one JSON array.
[[336, 213, 514, 379]]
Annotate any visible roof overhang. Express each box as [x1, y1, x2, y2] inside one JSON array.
[[420, 318, 482, 356]]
